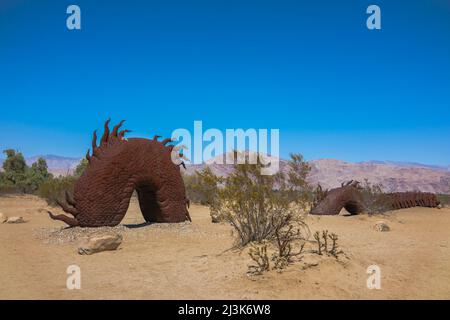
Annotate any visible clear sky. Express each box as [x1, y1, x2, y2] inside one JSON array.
[[1, 0, 449, 165]]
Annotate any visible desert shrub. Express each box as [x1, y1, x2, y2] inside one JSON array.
[[37, 175, 77, 205], [437, 194, 450, 207], [313, 230, 342, 258], [0, 183, 20, 194], [222, 164, 298, 246], [182, 173, 200, 203], [285, 153, 312, 204], [271, 216, 306, 270], [73, 158, 88, 178], [37, 158, 87, 205], [359, 179, 390, 214], [310, 184, 328, 209], [248, 241, 270, 275], [183, 167, 222, 205], [203, 153, 310, 247]]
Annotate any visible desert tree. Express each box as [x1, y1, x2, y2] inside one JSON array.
[[1, 149, 28, 188], [73, 158, 88, 178], [26, 157, 53, 192]]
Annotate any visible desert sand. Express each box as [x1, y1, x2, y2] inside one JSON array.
[[1, 194, 450, 300]]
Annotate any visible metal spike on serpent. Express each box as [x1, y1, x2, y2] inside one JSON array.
[[48, 119, 191, 227]]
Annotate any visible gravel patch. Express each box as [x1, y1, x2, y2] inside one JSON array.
[[33, 221, 201, 244]]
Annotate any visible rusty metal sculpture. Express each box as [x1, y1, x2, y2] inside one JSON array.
[[385, 192, 440, 210], [48, 119, 191, 227], [310, 180, 364, 215], [310, 180, 440, 215]]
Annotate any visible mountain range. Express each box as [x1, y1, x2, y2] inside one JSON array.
[[183, 154, 450, 194], [1, 154, 449, 194]]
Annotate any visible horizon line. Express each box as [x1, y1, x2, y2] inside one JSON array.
[[0, 153, 448, 168]]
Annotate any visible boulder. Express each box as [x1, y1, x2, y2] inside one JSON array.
[[6, 216, 25, 224], [78, 234, 122, 255], [0, 212, 7, 223], [373, 221, 390, 232]]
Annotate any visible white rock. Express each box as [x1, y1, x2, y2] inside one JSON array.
[[6, 216, 25, 224], [0, 212, 7, 223], [373, 221, 390, 232], [78, 234, 122, 255]]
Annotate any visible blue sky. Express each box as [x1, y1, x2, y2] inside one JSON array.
[[1, 0, 449, 165]]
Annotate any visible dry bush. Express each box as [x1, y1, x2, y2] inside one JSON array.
[[437, 194, 450, 207], [37, 176, 77, 205], [359, 179, 390, 214], [36, 159, 87, 206], [248, 228, 306, 274], [183, 168, 224, 222], [310, 183, 328, 210], [313, 231, 323, 255], [213, 153, 310, 247], [193, 153, 311, 274], [328, 233, 340, 257], [182, 168, 222, 206], [313, 230, 343, 258], [271, 215, 306, 270], [248, 242, 270, 275]]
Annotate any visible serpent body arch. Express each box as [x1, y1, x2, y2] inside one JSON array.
[[48, 119, 190, 227]]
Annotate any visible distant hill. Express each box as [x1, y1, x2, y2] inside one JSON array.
[[182, 154, 450, 194], [1, 154, 449, 194], [363, 160, 450, 172], [307, 159, 450, 194]]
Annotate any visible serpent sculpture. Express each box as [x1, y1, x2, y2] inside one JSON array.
[[310, 180, 440, 215], [48, 119, 191, 227]]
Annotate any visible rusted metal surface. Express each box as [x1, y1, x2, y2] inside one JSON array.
[[48, 120, 190, 227], [310, 180, 440, 215]]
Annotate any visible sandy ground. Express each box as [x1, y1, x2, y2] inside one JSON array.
[[1, 194, 450, 300]]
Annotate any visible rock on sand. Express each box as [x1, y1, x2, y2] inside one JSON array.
[[373, 221, 390, 232], [0, 212, 8, 223], [6, 216, 25, 224], [78, 234, 123, 255]]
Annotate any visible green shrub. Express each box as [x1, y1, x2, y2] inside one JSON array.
[[437, 194, 450, 207], [36, 158, 87, 205], [182, 168, 221, 205], [73, 158, 88, 178], [37, 176, 77, 205]]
